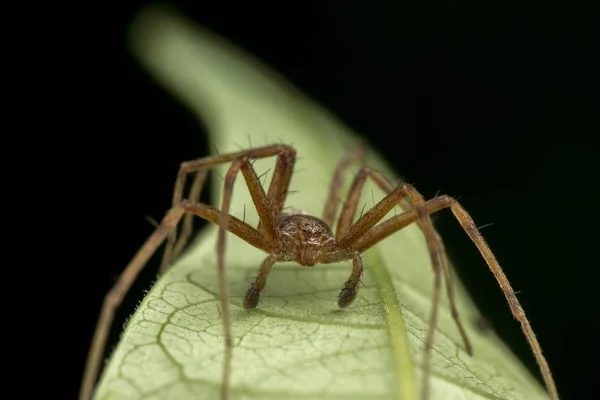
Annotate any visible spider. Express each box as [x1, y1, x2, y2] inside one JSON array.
[[80, 143, 558, 400]]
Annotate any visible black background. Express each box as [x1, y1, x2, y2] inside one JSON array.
[[75, 1, 597, 399]]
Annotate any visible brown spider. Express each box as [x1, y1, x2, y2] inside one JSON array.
[[80, 143, 558, 400]]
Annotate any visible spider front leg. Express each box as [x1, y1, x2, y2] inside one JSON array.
[[333, 169, 463, 400], [79, 206, 186, 400], [169, 169, 207, 262], [79, 201, 267, 400], [81, 145, 297, 400], [350, 194, 559, 400], [321, 142, 367, 227], [210, 147, 296, 400], [161, 144, 296, 272]]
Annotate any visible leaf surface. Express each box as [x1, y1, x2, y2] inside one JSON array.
[[95, 6, 549, 400]]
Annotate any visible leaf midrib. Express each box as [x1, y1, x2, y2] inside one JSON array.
[[365, 247, 418, 400]]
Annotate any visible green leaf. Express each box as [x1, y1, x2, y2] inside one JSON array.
[[95, 5, 549, 400]]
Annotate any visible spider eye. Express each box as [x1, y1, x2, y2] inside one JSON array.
[[301, 225, 311, 233]]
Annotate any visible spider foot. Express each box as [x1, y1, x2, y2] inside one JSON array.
[[338, 287, 358, 308], [243, 283, 261, 309]]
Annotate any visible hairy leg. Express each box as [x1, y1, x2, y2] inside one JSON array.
[[216, 153, 292, 399], [335, 172, 472, 355], [334, 166, 412, 240], [163, 144, 295, 271], [321, 142, 366, 227], [79, 201, 268, 400], [162, 169, 208, 270], [255, 146, 296, 232], [264, 146, 297, 218], [352, 194, 558, 400], [81, 145, 297, 400], [333, 173, 455, 400], [243, 254, 280, 309], [337, 252, 364, 308], [435, 231, 473, 355]]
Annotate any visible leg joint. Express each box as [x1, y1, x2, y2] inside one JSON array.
[[281, 145, 297, 157], [357, 166, 374, 176], [436, 194, 456, 206]]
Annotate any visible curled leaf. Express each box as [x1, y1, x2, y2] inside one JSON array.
[[94, 6, 549, 400]]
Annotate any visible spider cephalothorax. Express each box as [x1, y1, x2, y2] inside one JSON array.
[[278, 214, 336, 266]]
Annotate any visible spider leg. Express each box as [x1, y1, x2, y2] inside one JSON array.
[[79, 201, 268, 400], [162, 144, 295, 272], [334, 169, 472, 355], [434, 230, 473, 356], [243, 254, 280, 309], [215, 149, 297, 400], [241, 147, 297, 307], [255, 146, 296, 232], [264, 145, 296, 218], [83, 145, 297, 400], [164, 145, 295, 400], [321, 142, 367, 227], [79, 206, 185, 400], [334, 166, 412, 241], [352, 194, 559, 400], [320, 249, 365, 308], [332, 171, 451, 400], [336, 169, 471, 356], [163, 169, 208, 268]]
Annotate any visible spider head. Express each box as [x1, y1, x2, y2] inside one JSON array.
[[279, 214, 335, 266]]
